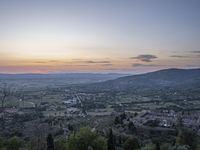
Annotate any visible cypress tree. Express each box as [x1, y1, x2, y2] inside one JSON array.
[[47, 133, 54, 150], [107, 128, 115, 150]]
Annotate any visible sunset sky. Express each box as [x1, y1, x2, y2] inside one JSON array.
[[0, 0, 200, 73]]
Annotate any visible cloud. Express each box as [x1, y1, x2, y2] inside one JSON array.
[[34, 61, 47, 64], [170, 55, 189, 58], [101, 63, 113, 66], [84, 60, 111, 64], [103, 68, 118, 70], [64, 64, 89, 67], [48, 60, 60, 63], [190, 51, 200, 53], [83, 60, 113, 66], [184, 64, 200, 68], [33, 60, 64, 64], [130, 54, 157, 62], [132, 63, 161, 67]]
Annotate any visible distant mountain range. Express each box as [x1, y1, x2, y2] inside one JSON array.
[[83, 68, 200, 93], [1, 69, 200, 93], [0, 73, 127, 79], [0, 73, 129, 85]]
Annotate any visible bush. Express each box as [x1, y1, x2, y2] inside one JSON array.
[[124, 136, 140, 150], [0, 137, 5, 150], [176, 128, 197, 150], [55, 138, 67, 150], [66, 128, 107, 150], [160, 143, 172, 150], [5, 136, 24, 150], [141, 143, 155, 150], [171, 144, 189, 150]]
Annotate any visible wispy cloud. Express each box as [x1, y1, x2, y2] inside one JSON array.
[[130, 54, 157, 62], [84, 60, 113, 66], [34, 61, 47, 64], [101, 63, 113, 66], [84, 60, 111, 64], [33, 60, 63, 64], [170, 55, 189, 58], [48, 60, 60, 63], [185, 64, 200, 68], [65, 64, 89, 67], [132, 63, 161, 67], [190, 51, 200, 53]]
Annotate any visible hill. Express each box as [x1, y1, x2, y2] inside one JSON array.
[[83, 68, 200, 93]]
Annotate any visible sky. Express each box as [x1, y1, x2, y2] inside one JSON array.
[[0, 0, 200, 74]]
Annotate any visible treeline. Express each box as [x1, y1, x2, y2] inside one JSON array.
[[0, 126, 199, 150]]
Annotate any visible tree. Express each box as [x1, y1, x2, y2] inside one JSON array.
[[144, 119, 159, 127], [0, 86, 10, 110], [176, 117, 183, 129], [160, 143, 172, 150], [47, 134, 54, 150], [29, 124, 48, 150], [114, 116, 120, 124], [156, 142, 160, 150], [141, 143, 155, 150], [107, 128, 115, 150], [176, 128, 197, 150], [128, 122, 136, 133], [123, 137, 140, 150], [54, 138, 67, 150], [40, 91, 47, 107], [16, 90, 25, 108], [152, 138, 160, 150], [28, 137, 46, 150], [66, 127, 107, 150], [0, 85, 11, 129], [5, 136, 24, 150], [172, 144, 189, 150], [114, 113, 126, 125], [0, 137, 5, 150]]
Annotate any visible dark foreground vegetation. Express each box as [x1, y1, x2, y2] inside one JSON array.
[[0, 119, 199, 150]]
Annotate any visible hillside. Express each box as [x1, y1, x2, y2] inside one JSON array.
[[83, 68, 200, 93]]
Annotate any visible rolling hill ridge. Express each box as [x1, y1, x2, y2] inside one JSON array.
[[83, 68, 200, 93]]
